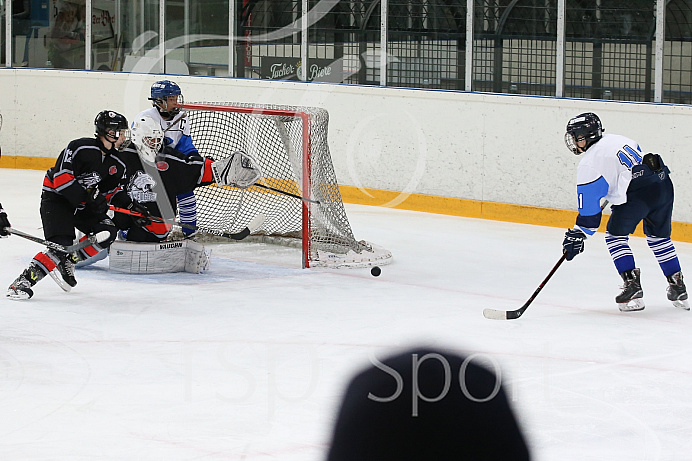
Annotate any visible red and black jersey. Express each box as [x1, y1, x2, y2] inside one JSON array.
[[42, 137, 127, 208], [111, 146, 215, 240]]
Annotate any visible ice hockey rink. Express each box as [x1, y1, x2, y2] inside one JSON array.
[[1, 167, 691, 460]]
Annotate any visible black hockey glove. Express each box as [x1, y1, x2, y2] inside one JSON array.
[[563, 228, 586, 261], [0, 202, 11, 237], [127, 201, 152, 227], [85, 189, 108, 215]]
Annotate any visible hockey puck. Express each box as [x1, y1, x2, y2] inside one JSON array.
[[371, 266, 381, 277]]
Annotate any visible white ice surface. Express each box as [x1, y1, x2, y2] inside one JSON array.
[[1, 168, 692, 460]]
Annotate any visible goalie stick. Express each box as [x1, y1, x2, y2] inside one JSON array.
[[6, 228, 111, 253], [109, 206, 265, 241], [254, 183, 321, 205], [483, 200, 609, 320]]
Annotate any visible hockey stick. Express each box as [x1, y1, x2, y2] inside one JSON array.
[[483, 254, 567, 320], [483, 200, 610, 320], [162, 112, 187, 133], [6, 228, 110, 254], [109, 206, 264, 241], [254, 183, 321, 205]]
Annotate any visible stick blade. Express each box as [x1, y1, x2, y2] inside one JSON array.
[[246, 213, 266, 233], [483, 307, 524, 320]]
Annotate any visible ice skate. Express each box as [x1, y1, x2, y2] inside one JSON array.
[[48, 251, 79, 292], [6, 264, 43, 300], [666, 271, 689, 310], [616, 268, 645, 312]]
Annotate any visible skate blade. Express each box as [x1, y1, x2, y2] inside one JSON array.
[[6, 288, 32, 300], [618, 298, 645, 312], [48, 269, 72, 293], [672, 299, 690, 310]]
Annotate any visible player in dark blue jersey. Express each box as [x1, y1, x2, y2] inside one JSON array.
[[562, 112, 688, 312], [6, 110, 129, 300], [136, 80, 200, 237]]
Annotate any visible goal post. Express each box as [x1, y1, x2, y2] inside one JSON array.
[[182, 102, 392, 269]]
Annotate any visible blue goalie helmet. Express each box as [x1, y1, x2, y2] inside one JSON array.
[[565, 112, 603, 155], [149, 80, 183, 116]]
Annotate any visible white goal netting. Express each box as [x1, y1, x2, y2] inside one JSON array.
[[184, 102, 391, 268]]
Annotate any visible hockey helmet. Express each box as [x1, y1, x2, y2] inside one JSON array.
[[130, 115, 164, 163], [95, 110, 129, 142], [149, 80, 183, 116], [565, 112, 603, 155]]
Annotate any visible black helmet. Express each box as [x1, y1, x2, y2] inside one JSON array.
[[565, 112, 603, 155], [95, 110, 128, 140]]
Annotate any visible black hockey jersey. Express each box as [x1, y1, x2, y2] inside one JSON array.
[[111, 146, 215, 241], [42, 137, 127, 208]]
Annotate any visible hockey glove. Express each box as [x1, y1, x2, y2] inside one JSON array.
[[563, 228, 586, 261], [85, 190, 108, 215], [127, 201, 152, 227], [0, 202, 11, 237]]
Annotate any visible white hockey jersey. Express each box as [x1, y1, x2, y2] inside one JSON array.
[[136, 107, 198, 155], [575, 133, 643, 234]]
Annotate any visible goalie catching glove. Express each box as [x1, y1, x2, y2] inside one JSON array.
[[211, 150, 262, 189]]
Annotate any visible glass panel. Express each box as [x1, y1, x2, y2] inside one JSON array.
[[309, 0, 374, 86], [565, 0, 655, 102], [91, 0, 119, 71], [108, 0, 161, 73], [165, 0, 229, 77], [239, 0, 300, 80], [473, 0, 557, 96], [664, 0, 692, 104], [5, 0, 53, 68], [388, 0, 467, 90], [47, 0, 86, 69], [1, 2, 5, 66]]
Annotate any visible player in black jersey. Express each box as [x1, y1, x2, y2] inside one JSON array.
[[0, 203, 10, 237], [6, 110, 129, 300]]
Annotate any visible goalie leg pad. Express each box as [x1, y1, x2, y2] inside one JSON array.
[[109, 240, 211, 274]]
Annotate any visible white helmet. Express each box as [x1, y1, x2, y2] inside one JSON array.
[[130, 115, 164, 163]]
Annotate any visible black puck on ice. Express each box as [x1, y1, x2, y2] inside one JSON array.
[[371, 266, 381, 277]]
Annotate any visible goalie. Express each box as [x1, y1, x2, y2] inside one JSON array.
[[103, 115, 262, 274], [111, 114, 263, 242]]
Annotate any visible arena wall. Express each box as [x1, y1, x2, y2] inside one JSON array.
[[1, 69, 691, 240]]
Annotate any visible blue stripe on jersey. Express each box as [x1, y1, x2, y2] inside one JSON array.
[[577, 176, 609, 216], [175, 135, 198, 156], [576, 212, 602, 235]]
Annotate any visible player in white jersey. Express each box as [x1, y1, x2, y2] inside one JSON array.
[[561, 112, 688, 312], [136, 80, 199, 237]]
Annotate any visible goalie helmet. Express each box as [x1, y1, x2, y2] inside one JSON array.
[[95, 110, 128, 141], [565, 112, 603, 155], [149, 80, 183, 117], [130, 115, 164, 163]]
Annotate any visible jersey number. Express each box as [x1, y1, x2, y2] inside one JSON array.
[[617, 145, 642, 170]]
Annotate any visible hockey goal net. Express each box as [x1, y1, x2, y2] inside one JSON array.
[[183, 102, 392, 269]]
